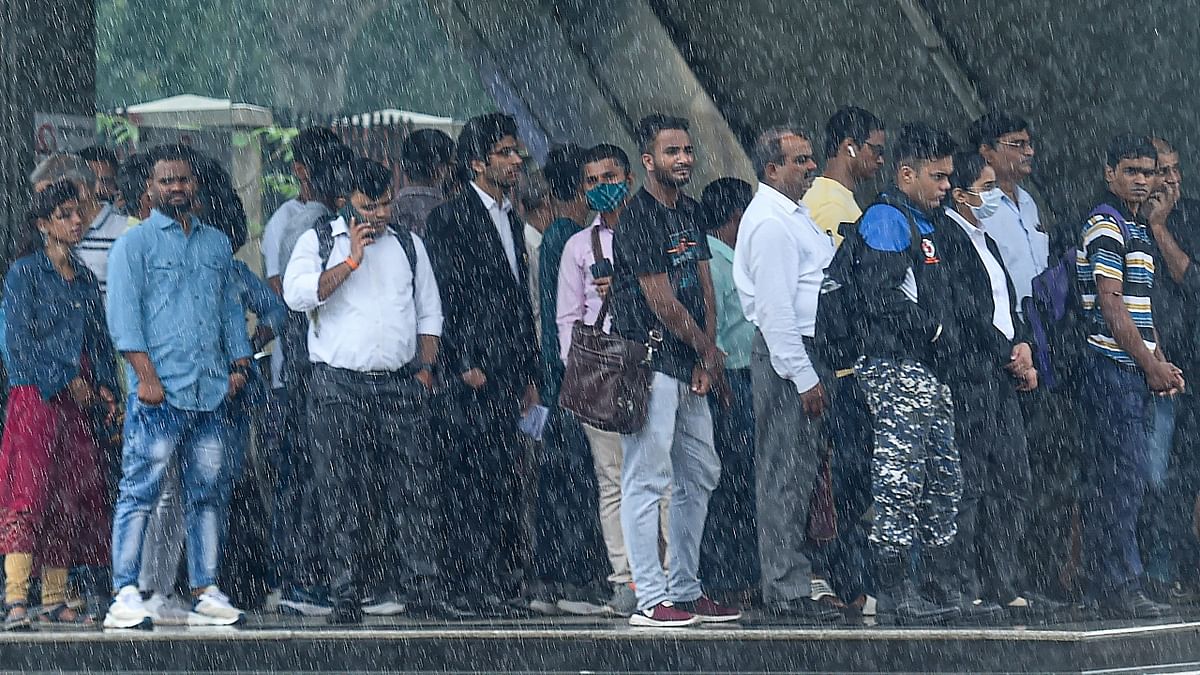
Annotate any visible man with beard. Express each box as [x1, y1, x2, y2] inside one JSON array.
[[103, 144, 252, 629], [611, 114, 738, 627], [423, 113, 541, 616]]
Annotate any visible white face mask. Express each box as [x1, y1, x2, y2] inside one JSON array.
[[969, 187, 1004, 220]]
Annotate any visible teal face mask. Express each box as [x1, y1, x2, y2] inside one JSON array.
[[586, 181, 630, 213]]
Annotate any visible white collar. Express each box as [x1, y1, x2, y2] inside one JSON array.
[[944, 207, 985, 237], [756, 182, 809, 216], [330, 215, 349, 236], [471, 181, 512, 214]]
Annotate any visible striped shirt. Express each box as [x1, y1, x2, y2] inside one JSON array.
[[1076, 202, 1156, 365], [75, 202, 129, 295]]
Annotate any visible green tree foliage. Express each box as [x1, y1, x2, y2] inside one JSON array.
[[95, 0, 491, 118]]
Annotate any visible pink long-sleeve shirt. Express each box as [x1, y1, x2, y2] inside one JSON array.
[[556, 216, 614, 360]]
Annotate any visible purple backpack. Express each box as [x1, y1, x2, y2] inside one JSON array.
[[1022, 204, 1130, 391]]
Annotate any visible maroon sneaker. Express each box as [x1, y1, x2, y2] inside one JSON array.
[[679, 595, 743, 623], [628, 601, 702, 627]]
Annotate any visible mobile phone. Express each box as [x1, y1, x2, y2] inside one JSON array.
[[338, 205, 365, 226], [590, 259, 614, 278]]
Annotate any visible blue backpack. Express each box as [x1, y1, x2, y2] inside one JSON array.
[[1022, 203, 1130, 391]]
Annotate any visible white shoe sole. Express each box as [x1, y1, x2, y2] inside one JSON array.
[[362, 602, 406, 616], [628, 613, 702, 627], [556, 599, 611, 616], [148, 613, 190, 626], [279, 600, 333, 617], [187, 611, 246, 626], [695, 612, 743, 623], [862, 595, 878, 617], [102, 615, 153, 630]]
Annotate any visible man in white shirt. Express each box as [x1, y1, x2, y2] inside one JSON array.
[[283, 159, 445, 625], [970, 112, 1048, 309], [733, 126, 840, 623]]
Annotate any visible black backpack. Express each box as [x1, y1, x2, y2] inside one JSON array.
[[812, 196, 923, 373], [314, 219, 418, 289]]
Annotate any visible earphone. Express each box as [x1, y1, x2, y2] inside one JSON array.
[[848, 145, 857, 158]]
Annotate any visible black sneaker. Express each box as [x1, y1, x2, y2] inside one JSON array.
[[327, 597, 363, 624], [1099, 589, 1169, 620]]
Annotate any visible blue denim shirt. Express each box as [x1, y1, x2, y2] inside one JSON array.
[[106, 209, 252, 412], [3, 251, 118, 400], [231, 259, 285, 408]]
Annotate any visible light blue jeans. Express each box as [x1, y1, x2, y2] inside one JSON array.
[[111, 396, 239, 592], [621, 371, 720, 611]]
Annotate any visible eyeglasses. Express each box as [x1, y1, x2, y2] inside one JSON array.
[[997, 139, 1033, 151], [490, 147, 521, 158], [862, 141, 886, 156]]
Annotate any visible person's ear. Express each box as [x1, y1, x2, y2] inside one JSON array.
[[1103, 165, 1116, 186], [641, 152, 654, 174], [898, 164, 914, 185]]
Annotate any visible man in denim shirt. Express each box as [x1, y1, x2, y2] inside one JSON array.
[[103, 144, 252, 629]]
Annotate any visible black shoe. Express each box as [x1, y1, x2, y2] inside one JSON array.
[[328, 597, 363, 624], [1099, 589, 1170, 619], [408, 599, 475, 620], [759, 598, 843, 624], [960, 598, 1008, 625], [877, 581, 962, 626]]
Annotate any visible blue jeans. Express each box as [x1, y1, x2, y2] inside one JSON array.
[[621, 371, 721, 611], [111, 396, 240, 592], [1079, 352, 1153, 596]]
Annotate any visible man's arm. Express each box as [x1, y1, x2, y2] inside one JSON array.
[[555, 240, 588, 361], [698, 260, 717, 344], [638, 273, 722, 369]]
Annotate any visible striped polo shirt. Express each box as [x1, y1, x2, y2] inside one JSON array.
[[1076, 200, 1156, 365], [75, 202, 129, 294]]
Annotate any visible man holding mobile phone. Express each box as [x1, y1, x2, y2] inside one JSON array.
[[556, 143, 639, 615]]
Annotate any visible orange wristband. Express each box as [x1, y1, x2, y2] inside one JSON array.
[[344, 256, 360, 271]]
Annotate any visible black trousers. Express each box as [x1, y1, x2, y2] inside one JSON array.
[[438, 380, 529, 600], [951, 373, 1032, 602], [308, 364, 443, 601]]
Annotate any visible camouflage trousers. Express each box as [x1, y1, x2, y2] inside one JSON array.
[[855, 357, 962, 557]]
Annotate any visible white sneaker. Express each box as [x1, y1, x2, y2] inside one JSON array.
[[144, 593, 191, 626], [103, 585, 153, 630], [811, 578, 838, 602], [188, 586, 246, 626], [362, 593, 406, 616]]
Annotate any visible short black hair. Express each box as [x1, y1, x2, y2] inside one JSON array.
[[700, 177, 753, 232], [543, 143, 585, 201], [309, 144, 356, 201], [147, 143, 197, 172], [192, 153, 248, 252], [1105, 133, 1158, 169], [948, 151, 991, 193], [892, 122, 957, 172], [968, 111, 1031, 150], [824, 106, 884, 159], [292, 126, 343, 170], [21, 179, 80, 257], [348, 158, 394, 200], [79, 145, 119, 170], [751, 126, 806, 181], [117, 152, 154, 209], [516, 171, 550, 213], [582, 143, 631, 176], [636, 114, 690, 155], [400, 129, 456, 182], [456, 112, 519, 170]]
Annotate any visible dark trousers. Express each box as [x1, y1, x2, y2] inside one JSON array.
[[700, 366, 759, 592], [753, 332, 824, 604], [1019, 385, 1083, 597], [277, 311, 321, 587], [1079, 352, 1153, 597], [308, 364, 442, 600], [440, 381, 529, 600], [533, 406, 607, 590], [951, 373, 1031, 602], [818, 373, 875, 601]]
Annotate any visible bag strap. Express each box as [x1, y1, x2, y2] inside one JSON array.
[[589, 224, 612, 328]]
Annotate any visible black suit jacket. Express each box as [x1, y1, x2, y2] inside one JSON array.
[[423, 185, 540, 396]]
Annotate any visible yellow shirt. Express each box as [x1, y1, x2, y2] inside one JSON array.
[[801, 176, 862, 247]]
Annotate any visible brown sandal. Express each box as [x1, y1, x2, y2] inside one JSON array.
[[4, 602, 32, 631], [38, 603, 94, 626]]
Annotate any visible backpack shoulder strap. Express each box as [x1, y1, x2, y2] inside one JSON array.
[[315, 219, 336, 271], [869, 195, 924, 259], [590, 223, 606, 263], [1088, 203, 1133, 241], [387, 223, 419, 296]]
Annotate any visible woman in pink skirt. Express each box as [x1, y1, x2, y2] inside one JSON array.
[[0, 179, 117, 629]]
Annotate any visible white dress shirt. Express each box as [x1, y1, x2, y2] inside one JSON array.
[[471, 181, 520, 280], [734, 182, 835, 393], [946, 208, 1015, 340], [978, 185, 1048, 311], [282, 216, 443, 372]]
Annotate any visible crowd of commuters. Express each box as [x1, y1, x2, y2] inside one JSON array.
[[0, 103, 1196, 630]]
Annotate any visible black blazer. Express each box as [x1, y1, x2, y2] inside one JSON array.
[[939, 209, 1029, 386], [423, 185, 540, 394]]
